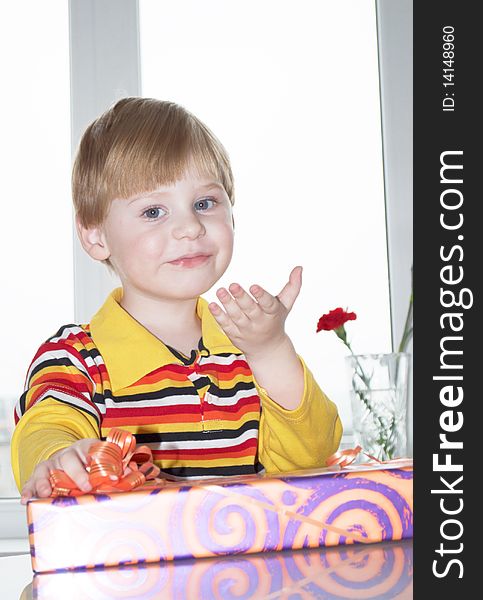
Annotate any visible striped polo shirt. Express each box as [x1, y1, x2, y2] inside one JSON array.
[[15, 288, 265, 478]]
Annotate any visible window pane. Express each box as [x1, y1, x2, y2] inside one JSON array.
[[0, 1, 73, 495], [139, 0, 391, 435]]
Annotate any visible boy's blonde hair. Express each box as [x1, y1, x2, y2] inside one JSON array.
[[72, 97, 235, 227]]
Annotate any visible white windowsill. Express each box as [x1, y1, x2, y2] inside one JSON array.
[[0, 498, 28, 553]]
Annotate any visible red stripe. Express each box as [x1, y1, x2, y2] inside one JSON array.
[[31, 340, 87, 367], [104, 404, 201, 418], [200, 359, 249, 373], [102, 413, 203, 426], [151, 437, 258, 458], [134, 370, 192, 386], [101, 395, 259, 419], [33, 374, 91, 392], [101, 414, 201, 426], [203, 368, 253, 382], [149, 363, 197, 377]]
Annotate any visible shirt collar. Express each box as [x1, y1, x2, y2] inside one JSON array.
[[89, 288, 241, 392]]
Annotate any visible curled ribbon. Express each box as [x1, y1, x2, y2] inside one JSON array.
[[325, 445, 382, 468], [49, 428, 164, 497], [326, 446, 413, 469]]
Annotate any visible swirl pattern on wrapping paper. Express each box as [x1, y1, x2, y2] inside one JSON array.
[[283, 543, 413, 599], [282, 473, 413, 547], [192, 485, 281, 554], [325, 499, 394, 544]]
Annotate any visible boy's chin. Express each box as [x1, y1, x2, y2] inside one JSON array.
[[164, 267, 229, 295], [159, 280, 217, 300]]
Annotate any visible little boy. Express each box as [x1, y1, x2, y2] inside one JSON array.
[[11, 97, 342, 503]]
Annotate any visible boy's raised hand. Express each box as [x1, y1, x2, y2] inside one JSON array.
[[20, 438, 99, 505], [208, 265, 303, 359]]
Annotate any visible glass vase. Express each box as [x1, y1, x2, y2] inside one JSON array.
[[345, 352, 409, 461]]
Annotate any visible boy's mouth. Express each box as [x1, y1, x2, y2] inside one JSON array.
[[168, 254, 211, 268]]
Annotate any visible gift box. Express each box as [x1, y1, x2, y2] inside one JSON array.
[[30, 540, 413, 599], [27, 459, 413, 574]]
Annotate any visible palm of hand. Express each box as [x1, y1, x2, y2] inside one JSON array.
[[208, 266, 303, 357]]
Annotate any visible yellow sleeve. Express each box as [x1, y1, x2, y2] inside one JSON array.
[[256, 355, 343, 474], [11, 328, 104, 493], [10, 398, 99, 492]]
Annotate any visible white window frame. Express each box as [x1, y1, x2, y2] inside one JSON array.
[[70, 0, 140, 323]]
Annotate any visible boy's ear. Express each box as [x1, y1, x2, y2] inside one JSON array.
[[75, 215, 111, 261]]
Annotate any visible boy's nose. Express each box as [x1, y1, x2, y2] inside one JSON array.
[[172, 212, 205, 240]]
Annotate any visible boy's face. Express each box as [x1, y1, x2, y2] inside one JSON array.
[[95, 169, 234, 301]]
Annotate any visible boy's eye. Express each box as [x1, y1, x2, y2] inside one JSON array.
[[195, 198, 216, 211], [143, 207, 165, 219]]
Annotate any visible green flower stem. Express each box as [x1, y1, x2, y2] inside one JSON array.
[[341, 332, 397, 460], [343, 339, 372, 390]]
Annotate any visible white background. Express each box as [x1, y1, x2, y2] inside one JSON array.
[[0, 2, 73, 498]]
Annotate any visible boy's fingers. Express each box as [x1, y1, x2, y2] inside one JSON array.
[[34, 462, 53, 497], [276, 266, 303, 312], [216, 288, 249, 325], [76, 439, 96, 463], [35, 479, 53, 498], [228, 284, 260, 317], [208, 303, 242, 343], [21, 462, 53, 503], [20, 483, 34, 505], [56, 452, 92, 492], [250, 285, 280, 314], [20, 440, 99, 504]]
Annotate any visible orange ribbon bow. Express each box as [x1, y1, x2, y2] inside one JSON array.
[[49, 428, 164, 497]]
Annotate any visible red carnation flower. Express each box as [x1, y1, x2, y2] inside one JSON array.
[[316, 307, 357, 333]]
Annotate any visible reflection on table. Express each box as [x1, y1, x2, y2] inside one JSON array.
[[22, 539, 412, 599]]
